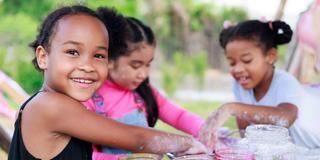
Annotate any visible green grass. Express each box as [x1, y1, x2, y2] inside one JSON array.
[[155, 100, 237, 134]]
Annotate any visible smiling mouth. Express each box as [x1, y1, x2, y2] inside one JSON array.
[[71, 78, 95, 87], [237, 76, 249, 85]]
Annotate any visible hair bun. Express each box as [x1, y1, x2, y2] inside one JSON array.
[[271, 20, 293, 45]]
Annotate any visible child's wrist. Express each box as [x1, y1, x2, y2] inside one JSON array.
[[223, 103, 236, 116]]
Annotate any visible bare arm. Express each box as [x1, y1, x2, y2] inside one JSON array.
[[198, 102, 297, 149], [226, 102, 298, 127], [30, 92, 207, 155]]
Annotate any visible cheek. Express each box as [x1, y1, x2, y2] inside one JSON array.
[[96, 63, 108, 79], [110, 67, 131, 81]]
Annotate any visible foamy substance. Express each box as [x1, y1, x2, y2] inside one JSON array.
[[144, 134, 207, 155], [239, 112, 289, 128], [199, 108, 231, 149], [242, 124, 295, 160]]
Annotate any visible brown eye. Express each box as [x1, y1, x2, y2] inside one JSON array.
[[66, 49, 79, 56], [94, 54, 106, 59]]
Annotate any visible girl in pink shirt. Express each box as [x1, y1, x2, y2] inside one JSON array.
[[84, 8, 205, 160]]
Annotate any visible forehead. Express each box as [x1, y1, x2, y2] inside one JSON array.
[[52, 14, 108, 44], [226, 39, 263, 57], [123, 44, 155, 60]]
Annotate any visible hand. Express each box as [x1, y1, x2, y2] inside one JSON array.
[[198, 104, 232, 150], [177, 138, 209, 156]]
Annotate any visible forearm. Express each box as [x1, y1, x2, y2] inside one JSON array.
[[89, 122, 193, 154], [226, 102, 297, 127]]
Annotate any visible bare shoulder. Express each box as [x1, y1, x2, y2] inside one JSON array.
[[27, 92, 85, 121]]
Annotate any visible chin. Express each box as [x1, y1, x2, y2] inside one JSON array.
[[241, 84, 253, 90], [70, 93, 93, 102]]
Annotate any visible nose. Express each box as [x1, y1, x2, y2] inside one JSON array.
[[137, 69, 148, 80], [230, 63, 244, 73], [78, 56, 95, 73]]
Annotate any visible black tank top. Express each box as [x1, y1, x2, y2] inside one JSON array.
[[8, 93, 92, 160]]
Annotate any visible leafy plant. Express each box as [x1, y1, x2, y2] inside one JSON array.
[[161, 51, 208, 96], [190, 51, 208, 89]]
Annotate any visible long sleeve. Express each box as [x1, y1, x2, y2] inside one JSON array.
[[152, 87, 204, 137]]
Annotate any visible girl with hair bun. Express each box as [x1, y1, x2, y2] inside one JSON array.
[[198, 20, 320, 150]]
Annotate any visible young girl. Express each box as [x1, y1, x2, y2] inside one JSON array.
[[83, 8, 208, 159], [199, 20, 320, 150], [8, 5, 208, 160]]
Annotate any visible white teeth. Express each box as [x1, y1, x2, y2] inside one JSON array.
[[72, 78, 93, 84], [240, 77, 247, 80]]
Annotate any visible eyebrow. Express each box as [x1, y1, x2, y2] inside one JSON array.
[[131, 57, 154, 64], [62, 40, 82, 46], [62, 40, 108, 52], [240, 53, 251, 57], [97, 46, 108, 52], [131, 60, 143, 64]]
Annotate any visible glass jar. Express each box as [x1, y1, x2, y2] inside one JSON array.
[[242, 124, 295, 160], [118, 153, 162, 160], [215, 147, 254, 160], [173, 154, 213, 160]]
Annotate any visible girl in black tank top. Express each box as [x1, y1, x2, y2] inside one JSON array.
[[9, 93, 92, 160], [8, 5, 208, 160], [8, 6, 104, 160]]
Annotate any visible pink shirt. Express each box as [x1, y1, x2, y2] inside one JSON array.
[[83, 80, 204, 160]]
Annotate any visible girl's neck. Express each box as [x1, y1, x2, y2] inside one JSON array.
[[40, 83, 55, 93], [253, 67, 275, 101]]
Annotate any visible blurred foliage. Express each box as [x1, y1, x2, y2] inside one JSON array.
[[213, 6, 248, 34], [276, 45, 288, 68], [0, 13, 42, 93], [86, 0, 141, 17], [161, 52, 190, 97], [0, 0, 248, 94], [190, 51, 208, 89], [161, 51, 208, 97], [0, 0, 53, 20]]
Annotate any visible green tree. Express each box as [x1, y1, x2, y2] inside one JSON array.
[[0, 0, 53, 20], [0, 13, 41, 93]]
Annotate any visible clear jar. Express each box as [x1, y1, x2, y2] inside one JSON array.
[[215, 147, 254, 160], [173, 154, 213, 160], [242, 124, 295, 160]]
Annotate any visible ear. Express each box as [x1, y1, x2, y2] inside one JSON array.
[[266, 48, 278, 65], [36, 46, 48, 70]]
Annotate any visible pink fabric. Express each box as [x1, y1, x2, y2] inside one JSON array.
[[296, 0, 320, 71], [0, 92, 16, 119], [83, 80, 204, 159], [0, 71, 19, 119], [92, 152, 125, 160]]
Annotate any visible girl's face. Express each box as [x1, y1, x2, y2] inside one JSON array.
[[225, 39, 276, 91], [37, 14, 109, 101], [108, 44, 154, 90]]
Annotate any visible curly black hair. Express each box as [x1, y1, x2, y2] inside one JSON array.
[[30, 5, 104, 71], [219, 20, 293, 54]]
